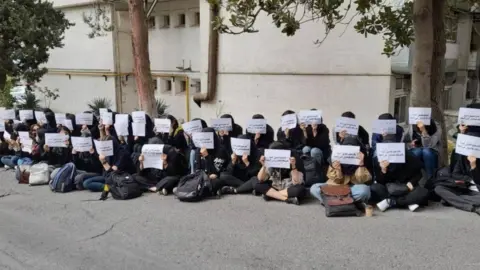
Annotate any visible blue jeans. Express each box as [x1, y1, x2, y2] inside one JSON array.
[[1, 156, 19, 168], [83, 175, 106, 192], [189, 149, 196, 174], [302, 146, 324, 166], [310, 183, 371, 203], [410, 148, 438, 178]]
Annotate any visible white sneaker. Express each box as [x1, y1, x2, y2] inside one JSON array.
[[4, 165, 9, 169], [173, 187, 178, 194], [408, 204, 420, 212], [161, 188, 168, 196], [377, 199, 391, 212]]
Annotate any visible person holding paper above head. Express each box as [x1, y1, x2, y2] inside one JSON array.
[[1, 132, 22, 169], [132, 114, 154, 154], [277, 110, 305, 151], [371, 113, 404, 154], [403, 112, 441, 179], [42, 110, 57, 133], [216, 114, 243, 155], [218, 134, 262, 196], [186, 118, 208, 173], [310, 136, 371, 205], [71, 126, 103, 180], [246, 114, 274, 150], [302, 111, 331, 168], [450, 103, 480, 171], [43, 126, 73, 168], [255, 141, 306, 205], [220, 114, 243, 137], [334, 111, 370, 148], [371, 151, 428, 212], [155, 115, 188, 153]]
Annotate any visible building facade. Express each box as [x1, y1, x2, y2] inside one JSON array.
[[39, 0, 473, 133]]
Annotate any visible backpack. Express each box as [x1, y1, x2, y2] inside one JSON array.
[[174, 171, 210, 202], [107, 171, 143, 200], [301, 155, 324, 187], [428, 166, 471, 191], [29, 163, 50, 186], [49, 162, 77, 193], [320, 185, 361, 217], [16, 165, 31, 184]]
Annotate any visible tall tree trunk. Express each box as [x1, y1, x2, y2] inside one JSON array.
[[127, 0, 156, 116], [431, 0, 448, 166]]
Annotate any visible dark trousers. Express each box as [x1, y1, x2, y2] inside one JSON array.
[[155, 176, 180, 192], [435, 185, 480, 212], [255, 180, 306, 198], [370, 183, 429, 206]]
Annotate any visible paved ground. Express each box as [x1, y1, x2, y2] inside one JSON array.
[[0, 170, 479, 270]]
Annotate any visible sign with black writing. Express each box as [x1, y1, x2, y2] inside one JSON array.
[[132, 111, 146, 123], [19, 110, 33, 121], [332, 145, 360, 165], [376, 143, 405, 163], [458, 107, 480, 126], [182, 120, 203, 135], [264, 149, 291, 169], [246, 119, 267, 134], [141, 144, 164, 169], [35, 111, 47, 123], [154, 118, 171, 133], [211, 118, 232, 131], [298, 110, 322, 124], [71, 136, 92, 152], [456, 134, 480, 158], [408, 107, 431, 125], [335, 117, 359, 135], [192, 132, 214, 149], [231, 137, 250, 156], [94, 140, 114, 156], [45, 133, 68, 148], [281, 114, 297, 131], [372, 119, 397, 135], [75, 113, 93, 125]]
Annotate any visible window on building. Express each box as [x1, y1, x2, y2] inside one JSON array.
[[194, 80, 201, 93], [160, 15, 170, 28], [178, 13, 186, 27], [194, 12, 200, 26], [147, 17, 156, 29], [393, 75, 411, 124], [161, 79, 172, 93]]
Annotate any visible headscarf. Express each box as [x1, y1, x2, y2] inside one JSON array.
[[202, 127, 220, 155], [340, 136, 362, 176]]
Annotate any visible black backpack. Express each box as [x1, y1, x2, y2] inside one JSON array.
[[301, 155, 324, 187], [174, 171, 211, 202], [50, 163, 77, 193], [320, 185, 361, 217], [107, 171, 143, 200]]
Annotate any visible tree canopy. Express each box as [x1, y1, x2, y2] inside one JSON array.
[[0, 0, 74, 90]]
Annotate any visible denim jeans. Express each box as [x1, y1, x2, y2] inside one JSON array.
[[1, 155, 19, 168], [189, 149, 196, 174], [409, 147, 438, 178], [310, 183, 371, 203], [302, 146, 324, 166], [83, 175, 106, 192]]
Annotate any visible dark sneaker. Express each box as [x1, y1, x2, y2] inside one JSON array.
[[286, 197, 300, 205], [262, 194, 271, 201], [252, 190, 260, 196], [215, 190, 222, 199], [221, 186, 236, 195]]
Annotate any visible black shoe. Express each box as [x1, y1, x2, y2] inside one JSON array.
[[221, 186, 236, 195], [262, 194, 271, 201], [286, 197, 300, 205], [441, 200, 451, 207], [215, 190, 222, 199], [252, 190, 260, 196], [473, 207, 480, 216]]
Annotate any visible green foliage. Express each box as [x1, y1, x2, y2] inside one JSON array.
[[0, 0, 74, 85], [156, 98, 169, 117], [82, 1, 115, 39], [0, 77, 15, 109], [37, 86, 60, 109], [17, 92, 41, 110], [213, 0, 480, 56], [88, 97, 112, 113]]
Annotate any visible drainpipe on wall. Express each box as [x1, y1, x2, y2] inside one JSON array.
[[193, 2, 219, 108]]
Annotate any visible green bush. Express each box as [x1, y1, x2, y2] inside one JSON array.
[[17, 92, 41, 110], [88, 97, 112, 113], [0, 77, 15, 108], [156, 98, 169, 117]]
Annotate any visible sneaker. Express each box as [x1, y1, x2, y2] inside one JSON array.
[[221, 186, 236, 195], [161, 188, 168, 196], [172, 187, 178, 194], [377, 199, 392, 212], [4, 165, 9, 169], [286, 197, 300, 205], [262, 194, 271, 201], [408, 204, 420, 212], [252, 190, 260, 196], [148, 187, 157, 192], [216, 190, 222, 199]]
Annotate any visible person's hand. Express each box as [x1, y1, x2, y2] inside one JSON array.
[[254, 133, 261, 141], [43, 144, 49, 152], [231, 153, 237, 164], [259, 155, 265, 166], [242, 153, 249, 166], [358, 152, 365, 166], [312, 123, 318, 130], [332, 161, 341, 170], [112, 165, 118, 171], [459, 124, 468, 134], [218, 130, 225, 137], [406, 182, 414, 191], [72, 149, 77, 155], [382, 131, 388, 138], [98, 124, 104, 130], [300, 123, 306, 131], [139, 154, 144, 162], [284, 128, 290, 138], [99, 154, 106, 162], [410, 139, 417, 147], [200, 147, 208, 157], [209, 174, 217, 180], [134, 136, 139, 141], [16, 137, 20, 143], [417, 121, 426, 133], [161, 153, 167, 161], [89, 148, 95, 154], [339, 130, 347, 140], [81, 125, 88, 131], [290, 157, 296, 169], [468, 155, 476, 169], [380, 160, 389, 173], [65, 139, 70, 146]]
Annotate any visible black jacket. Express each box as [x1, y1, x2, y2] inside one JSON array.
[[306, 124, 331, 155], [452, 156, 480, 186], [277, 126, 305, 150], [73, 151, 103, 174], [246, 124, 274, 150], [375, 153, 423, 186], [194, 148, 229, 177]]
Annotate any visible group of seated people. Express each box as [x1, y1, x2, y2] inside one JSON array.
[[1, 105, 479, 216]]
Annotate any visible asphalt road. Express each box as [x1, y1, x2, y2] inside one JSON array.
[[0, 169, 479, 270]]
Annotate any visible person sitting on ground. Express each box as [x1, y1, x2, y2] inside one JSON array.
[[43, 126, 72, 168], [371, 151, 429, 212], [310, 136, 371, 204], [245, 114, 274, 150], [371, 113, 404, 155], [72, 126, 103, 190], [334, 111, 370, 148], [254, 141, 306, 205], [186, 118, 208, 173], [403, 117, 441, 179], [219, 134, 262, 196], [301, 111, 331, 168], [1, 133, 22, 169], [277, 110, 305, 151], [155, 114, 188, 154]]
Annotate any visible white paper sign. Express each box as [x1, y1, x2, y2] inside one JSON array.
[[99, 108, 108, 114], [281, 114, 297, 131], [132, 122, 145, 137], [332, 145, 360, 165], [13, 120, 21, 124], [231, 138, 250, 156], [3, 131, 11, 141], [246, 119, 267, 134], [19, 110, 33, 121], [298, 110, 322, 124], [54, 113, 66, 125], [45, 133, 68, 148], [71, 136, 93, 152], [142, 144, 164, 169], [18, 131, 30, 142], [132, 111, 146, 123], [63, 119, 74, 131], [335, 117, 359, 135], [408, 107, 432, 125], [101, 112, 113, 125], [94, 140, 114, 157], [192, 132, 214, 149], [182, 120, 203, 135], [114, 122, 129, 136], [458, 107, 480, 126], [372, 119, 397, 135], [75, 113, 93, 125], [376, 143, 405, 163], [21, 138, 33, 153], [0, 122, 5, 132], [211, 118, 232, 131], [154, 118, 171, 133], [456, 134, 480, 158], [1, 109, 15, 120], [115, 114, 129, 124], [35, 111, 47, 123], [264, 149, 291, 169]]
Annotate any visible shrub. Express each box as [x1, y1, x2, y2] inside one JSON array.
[[156, 98, 169, 117], [88, 97, 112, 113], [17, 92, 41, 110]]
